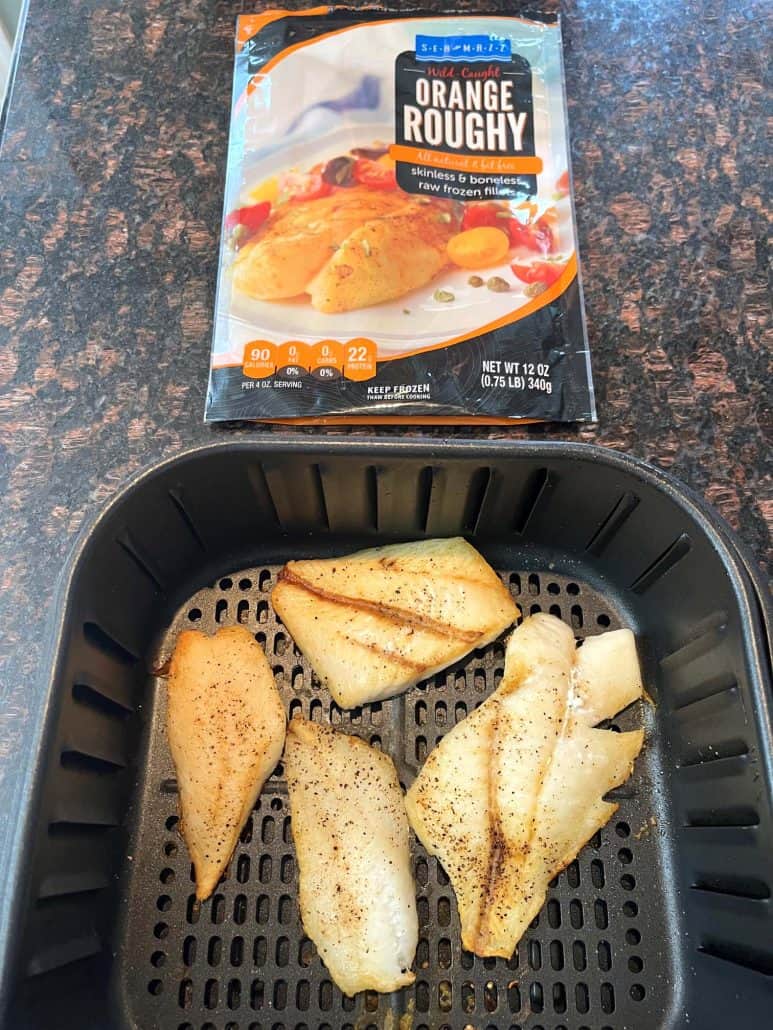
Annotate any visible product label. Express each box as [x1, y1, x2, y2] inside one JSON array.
[[394, 38, 537, 201], [415, 33, 512, 62]]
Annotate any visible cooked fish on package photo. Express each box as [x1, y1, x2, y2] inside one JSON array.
[[206, 6, 596, 424]]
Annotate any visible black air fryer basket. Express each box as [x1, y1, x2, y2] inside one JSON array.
[[0, 440, 770, 1030]]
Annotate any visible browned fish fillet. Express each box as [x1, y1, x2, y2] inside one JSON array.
[[166, 625, 286, 900], [406, 614, 644, 957], [271, 537, 519, 707]]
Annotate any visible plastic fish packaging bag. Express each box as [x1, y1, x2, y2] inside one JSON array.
[[206, 6, 596, 425]]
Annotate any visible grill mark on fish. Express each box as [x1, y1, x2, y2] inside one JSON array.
[[473, 633, 619, 954], [474, 650, 572, 954], [343, 635, 428, 672], [278, 566, 482, 643], [474, 701, 510, 951]]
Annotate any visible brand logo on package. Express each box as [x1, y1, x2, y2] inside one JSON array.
[[415, 34, 512, 62], [394, 37, 537, 202]]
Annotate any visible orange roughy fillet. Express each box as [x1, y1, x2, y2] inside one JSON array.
[[405, 614, 644, 957], [284, 718, 418, 996], [166, 625, 286, 900], [271, 537, 519, 708]]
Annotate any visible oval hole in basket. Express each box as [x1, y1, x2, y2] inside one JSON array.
[[318, 980, 333, 1011], [227, 979, 241, 1010], [250, 979, 264, 1010], [298, 937, 314, 966], [553, 982, 567, 1013], [575, 982, 589, 1013], [436, 980, 451, 1012], [256, 896, 270, 924], [600, 982, 616, 1013], [204, 979, 218, 1009], [416, 858, 428, 887], [178, 978, 192, 1009], [207, 936, 222, 967], [296, 980, 310, 1010], [210, 895, 225, 924], [181, 936, 195, 966], [591, 859, 605, 888], [484, 980, 497, 1012], [281, 854, 294, 883], [569, 899, 583, 928], [594, 899, 609, 929], [437, 897, 451, 926], [508, 982, 521, 1013], [273, 980, 287, 1010], [233, 894, 247, 924], [236, 854, 250, 883], [415, 981, 429, 1013], [259, 855, 272, 884], [278, 894, 292, 924], [547, 899, 561, 928]]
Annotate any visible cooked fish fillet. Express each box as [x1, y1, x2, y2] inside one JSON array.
[[233, 188, 409, 300], [571, 628, 643, 724], [284, 718, 418, 996], [476, 616, 576, 954], [308, 206, 457, 313], [480, 719, 643, 955], [406, 613, 644, 957], [271, 537, 519, 708], [166, 626, 286, 900], [404, 615, 573, 949]]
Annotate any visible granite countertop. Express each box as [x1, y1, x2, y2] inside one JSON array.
[[0, 0, 770, 785]]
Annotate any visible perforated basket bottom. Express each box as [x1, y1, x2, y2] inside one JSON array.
[[120, 565, 670, 1030]]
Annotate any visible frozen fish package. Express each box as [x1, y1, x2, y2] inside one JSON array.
[[206, 6, 595, 424]]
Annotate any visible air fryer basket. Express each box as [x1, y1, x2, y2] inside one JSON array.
[[1, 440, 770, 1030]]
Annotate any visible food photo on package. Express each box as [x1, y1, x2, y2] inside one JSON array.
[[206, 6, 596, 425]]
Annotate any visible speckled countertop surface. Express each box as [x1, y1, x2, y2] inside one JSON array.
[[0, 1, 770, 783]]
